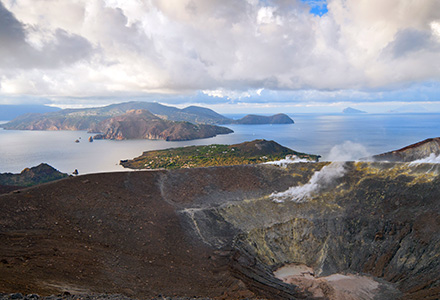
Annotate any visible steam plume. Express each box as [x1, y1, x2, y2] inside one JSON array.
[[264, 155, 311, 167], [271, 162, 346, 203], [326, 141, 370, 162], [409, 153, 440, 165]]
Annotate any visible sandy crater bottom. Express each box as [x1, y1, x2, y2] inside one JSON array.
[[274, 264, 384, 300]]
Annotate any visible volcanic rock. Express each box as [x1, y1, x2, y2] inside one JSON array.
[[0, 162, 439, 299], [373, 137, 440, 162]]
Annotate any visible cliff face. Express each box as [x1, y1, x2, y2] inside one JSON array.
[[1, 163, 439, 299], [93, 109, 233, 141], [373, 137, 440, 162]]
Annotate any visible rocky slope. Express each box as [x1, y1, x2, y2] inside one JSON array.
[[120, 139, 320, 169], [1, 162, 439, 299], [92, 109, 233, 141], [373, 137, 440, 162]]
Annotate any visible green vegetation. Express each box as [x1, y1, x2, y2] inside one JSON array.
[[0, 163, 68, 188], [121, 139, 320, 170]]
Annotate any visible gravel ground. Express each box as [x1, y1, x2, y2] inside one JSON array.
[[0, 294, 218, 300]]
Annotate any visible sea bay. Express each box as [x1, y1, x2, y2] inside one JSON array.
[[1, 113, 439, 175]]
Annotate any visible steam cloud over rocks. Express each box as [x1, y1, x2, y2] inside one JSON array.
[[409, 153, 440, 165], [263, 155, 312, 167], [271, 162, 346, 203], [325, 141, 371, 162]]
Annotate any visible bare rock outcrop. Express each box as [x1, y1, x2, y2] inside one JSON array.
[[373, 137, 440, 162]]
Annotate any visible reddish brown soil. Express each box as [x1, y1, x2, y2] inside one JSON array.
[[0, 171, 256, 299]]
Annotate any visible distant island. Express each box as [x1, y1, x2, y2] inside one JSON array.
[[1, 102, 295, 141], [342, 107, 366, 114], [0, 163, 68, 194], [229, 113, 294, 125], [0, 104, 61, 121], [120, 139, 320, 170], [387, 104, 428, 113], [93, 109, 232, 141]]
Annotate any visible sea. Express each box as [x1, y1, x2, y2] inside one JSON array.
[[0, 113, 439, 175]]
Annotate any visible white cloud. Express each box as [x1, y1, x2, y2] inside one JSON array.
[[430, 21, 440, 40], [0, 0, 439, 105], [202, 88, 264, 100], [257, 6, 283, 25]]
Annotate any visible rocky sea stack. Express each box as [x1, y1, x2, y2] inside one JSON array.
[[0, 162, 439, 299]]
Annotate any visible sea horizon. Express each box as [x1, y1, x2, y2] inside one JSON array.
[[1, 112, 439, 175]]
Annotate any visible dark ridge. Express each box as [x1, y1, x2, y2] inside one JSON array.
[[0, 163, 68, 191], [373, 137, 440, 162]]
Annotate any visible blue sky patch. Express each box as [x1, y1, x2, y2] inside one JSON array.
[[301, 0, 328, 16]]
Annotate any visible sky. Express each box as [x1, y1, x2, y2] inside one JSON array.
[[0, 0, 440, 113]]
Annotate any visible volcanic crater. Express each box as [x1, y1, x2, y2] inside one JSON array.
[[1, 162, 439, 299]]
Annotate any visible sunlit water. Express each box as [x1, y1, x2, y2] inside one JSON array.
[[1, 113, 439, 174]]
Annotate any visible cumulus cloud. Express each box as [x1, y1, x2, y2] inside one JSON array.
[[0, 0, 439, 104], [0, 1, 93, 69]]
